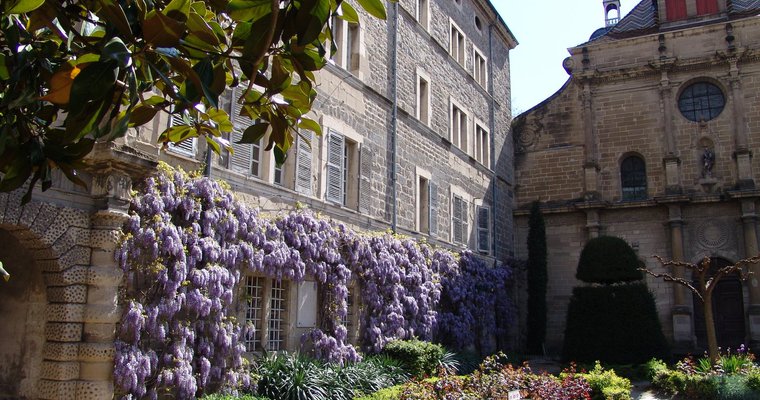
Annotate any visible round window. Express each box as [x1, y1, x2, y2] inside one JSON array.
[[678, 82, 725, 122]]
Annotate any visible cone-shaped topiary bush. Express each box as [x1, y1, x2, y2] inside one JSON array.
[[576, 236, 643, 284], [563, 236, 669, 364]]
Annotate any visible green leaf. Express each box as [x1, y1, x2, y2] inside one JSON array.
[[356, 0, 386, 19], [207, 108, 234, 132], [5, 0, 44, 14], [68, 61, 118, 116], [129, 104, 160, 127], [101, 37, 132, 68], [240, 123, 268, 143], [143, 10, 185, 47], [164, 0, 192, 22], [340, 2, 359, 23], [0, 260, 9, 282], [95, 0, 135, 41], [205, 134, 221, 154], [227, 0, 271, 22], [274, 145, 287, 165], [297, 118, 322, 136]]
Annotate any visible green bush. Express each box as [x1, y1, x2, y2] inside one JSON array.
[[577, 362, 632, 400], [381, 339, 445, 378], [713, 375, 760, 400], [747, 371, 760, 392], [562, 283, 669, 364], [576, 236, 643, 284], [353, 385, 403, 400], [527, 201, 548, 355]]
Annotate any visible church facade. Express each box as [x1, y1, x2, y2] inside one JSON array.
[[513, 0, 760, 354]]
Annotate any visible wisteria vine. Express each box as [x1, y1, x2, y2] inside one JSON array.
[[114, 164, 514, 399]]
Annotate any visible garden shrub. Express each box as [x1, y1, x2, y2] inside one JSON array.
[[381, 339, 445, 378], [576, 236, 643, 283], [578, 362, 632, 400], [562, 283, 669, 364], [353, 385, 404, 400]]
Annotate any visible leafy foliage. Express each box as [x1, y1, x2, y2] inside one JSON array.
[[381, 339, 446, 378], [115, 164, 515, 398], [573, 362, 632, 400], [562, 283, 669, 364], [527, 201, 547, 355], [576, 236, 643, 284], [0, 0, 388, 201], [250, 352, 408, 400]]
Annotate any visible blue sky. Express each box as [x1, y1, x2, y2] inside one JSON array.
[[494, 0, 635, 114]]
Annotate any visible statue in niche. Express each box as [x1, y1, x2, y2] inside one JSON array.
[[702, 146, 715, 178]]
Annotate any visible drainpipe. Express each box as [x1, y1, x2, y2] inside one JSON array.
[[203, 147, 212, 177], [488, 23, 497, 259], [390, 2, 399, 232]]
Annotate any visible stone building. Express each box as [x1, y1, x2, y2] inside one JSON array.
[[0, 0, 516, 398], [513, 0, 760, 355]]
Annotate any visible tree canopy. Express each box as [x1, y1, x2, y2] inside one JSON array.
[[0, 0, 389, 201]]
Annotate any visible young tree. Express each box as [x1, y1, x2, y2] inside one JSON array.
[[526, 201, 547, 354], [641, 255, 760, 363], [0, 0, 390, 201]]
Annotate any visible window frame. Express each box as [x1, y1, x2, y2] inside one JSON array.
[[449, 98, 470, 153], [450, 187, 471, 246], [678, 81, 726, 123], [472, 46, 488, 88], [416, 68, 431, 126], [449, 19, 467, 67], [474, 119, 490, 167], [620, 155, 648, 201]]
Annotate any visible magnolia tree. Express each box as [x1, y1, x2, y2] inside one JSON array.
[[641, 255, 760, 363], [115, 164, 514, 398], [0, 0, 389, 201]]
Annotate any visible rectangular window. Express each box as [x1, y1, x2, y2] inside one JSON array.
[[449, 21, 466, 67], [417, 73, 430, 125], [474, 123, 490, 166], [228, 133, 262, 177], [417, 0, 429, 30], [295, 131, 313, 195], [268, 280, 287, 351], [696, 0, 719, 15], [473, 48, 487, 87], [417, 176, 430, 233], [244, 276, 264, 352], [450, 103, 468, 151], [332, 17, 361, 74], [477, 206, 490, 254], [325, 131, 358, 208], [346, 23, 360, 72], [274, 164, 284, 186], [452, 194, 468, 245], [167, 112, 197, 156], [665, 0, 688, 21]]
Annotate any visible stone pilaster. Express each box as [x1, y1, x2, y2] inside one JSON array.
[[667, 204, 693, 349], [740, 200, 760, 347]]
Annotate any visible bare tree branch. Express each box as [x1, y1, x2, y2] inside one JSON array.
[[638, 268, 704, 302]]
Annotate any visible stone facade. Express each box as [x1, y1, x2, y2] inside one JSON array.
[[0, 0, 516, 398], [513, 0, 760, 355]]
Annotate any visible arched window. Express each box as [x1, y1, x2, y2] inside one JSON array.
[[621, 156, 647, 201]]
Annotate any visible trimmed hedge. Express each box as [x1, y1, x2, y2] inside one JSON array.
[[562, 283, 669, 364], [576, 236, 643, 284], [527, 201, 548, 355], [381, 339, 445, 378]]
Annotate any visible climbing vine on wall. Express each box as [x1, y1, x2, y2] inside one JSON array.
[[114, 164, 514, 398]]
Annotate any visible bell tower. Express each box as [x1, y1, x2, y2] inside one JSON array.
[[604, 0, 622, 26]]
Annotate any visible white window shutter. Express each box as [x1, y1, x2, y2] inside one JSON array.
[[358, 144, 373, 214], [325, 131, 345, 204], [477, 206, 490, 254], [452, 195, 463, 244], [167, 112, 197, 156], [295, 131, 313, 195], [229, 130, 253, 174]]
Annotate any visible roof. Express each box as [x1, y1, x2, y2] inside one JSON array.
[[586, 0, 760, 42]]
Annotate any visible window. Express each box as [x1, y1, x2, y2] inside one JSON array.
[[665, 0, 688, 21], [678, 82, 725, 122], [449, 21, 466, 66], [274, 164, 284, 186], [244, 276, 264, 352], [268, 280, 288, 351], [416, 0, 429, 30], [417, 175, 430, 233], [696, 0, 719, 15], [228, 134, 263, 176], [450, 101, 468, 151], [167, 112, 197, 156], [416, 70, 430, 125], [621, 155, 648, 201], [473, 48, 487, 87], [295, 131, 313, 195], [474, 122, 489, 166], [332, 17, 361, 74], [477, 206, 490, 254], [325, 130, 358, 207], [452, 194, 469, 245]]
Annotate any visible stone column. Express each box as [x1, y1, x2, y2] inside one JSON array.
[[728, 64, 754, 189], [740, 199, 760, 346], [76, 173, 131, 399], [581, 80, 600, 198], [349, 286, 361, 345], [260, 278, 273, 351], [658, 65, 682, 194], [667, 204, 693, 348]]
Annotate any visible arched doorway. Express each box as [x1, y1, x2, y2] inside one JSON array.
[[693, 257, 746, 351], [0, 228, 46, 399]]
